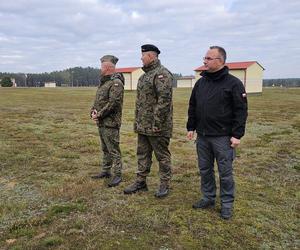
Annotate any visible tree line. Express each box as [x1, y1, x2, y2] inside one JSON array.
[[0, 67, 100, 87], [0, 67, 183, 87], [263, 78, 300, 87]]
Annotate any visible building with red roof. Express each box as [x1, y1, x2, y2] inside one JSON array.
[[115, 67, 143, 90], [194, 61, 264, 93]]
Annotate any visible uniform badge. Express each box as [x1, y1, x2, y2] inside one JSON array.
[[114, 83, 119, 86], [158, 75, 164, 79], [242, 93, 247, 98]]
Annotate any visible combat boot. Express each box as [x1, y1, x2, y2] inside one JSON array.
[[220, 207, 233, 220], [124, 180, 148, 194], [91, 171, 111, 179], [154, 181, 169, 198], [108, 175, 122, 187], [192, 199, 215, 209]]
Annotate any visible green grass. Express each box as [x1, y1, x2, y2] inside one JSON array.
[[0, 87, 299, 249]]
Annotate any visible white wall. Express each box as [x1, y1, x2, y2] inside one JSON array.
[[45, 82, 56, 88]]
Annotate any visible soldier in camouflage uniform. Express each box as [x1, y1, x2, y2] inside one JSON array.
[[124, 44, 173, 198], [91, 55, 124, 187]]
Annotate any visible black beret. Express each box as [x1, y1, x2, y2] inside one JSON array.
[[141, 44, 160, 54]]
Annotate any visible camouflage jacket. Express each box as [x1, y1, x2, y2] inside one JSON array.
[[91, 73, 124, 128], [134, 59, 173, 137]]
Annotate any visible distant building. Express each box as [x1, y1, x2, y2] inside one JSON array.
[[11, 78, 17, 87], [44, 82, 56, 88], [194, 61, 265, 93], [115, 67, 143, 90], [177, 76, 195, 88]]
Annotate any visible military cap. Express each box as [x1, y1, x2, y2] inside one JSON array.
[[141, 44, 160, 54], [100, 55, 119, 65]]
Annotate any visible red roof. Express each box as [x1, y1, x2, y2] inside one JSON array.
[[115, 67, 140, 73], [194, 61, 264, 71]]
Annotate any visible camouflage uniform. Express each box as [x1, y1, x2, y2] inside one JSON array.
[[91, 73, 124, 176], [134, 59, 173, 182]]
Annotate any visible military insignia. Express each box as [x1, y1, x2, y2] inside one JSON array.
[[242, 93, 247, 98], [114, 83, 119, 86], [158, 75, 164, 79]]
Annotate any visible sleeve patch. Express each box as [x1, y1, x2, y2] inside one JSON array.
[[158, 75, 165, 79], [242, 93, 247, 98]]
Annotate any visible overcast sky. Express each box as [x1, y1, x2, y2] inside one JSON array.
[[0, 0, 299, 78]]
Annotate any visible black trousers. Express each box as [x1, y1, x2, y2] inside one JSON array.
[[196, 136, 235, 208]]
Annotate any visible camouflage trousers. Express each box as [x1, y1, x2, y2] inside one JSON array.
[[136, 134, 172, 182], [98, 126, 122, 176]]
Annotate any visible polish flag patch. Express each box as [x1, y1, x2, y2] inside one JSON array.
[[242, 93, 247, 98]]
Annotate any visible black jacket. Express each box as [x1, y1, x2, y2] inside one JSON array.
[[186, 66, 248, 139]]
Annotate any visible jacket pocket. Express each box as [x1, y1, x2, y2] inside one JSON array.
[[221, 88, 232, 113]]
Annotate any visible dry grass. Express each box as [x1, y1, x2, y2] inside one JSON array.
[[0, 87, 299, 249]]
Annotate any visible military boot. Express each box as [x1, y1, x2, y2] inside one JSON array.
[[124, 180, 148, 194], [91, 171, 111, 179], [192, 199, 215, 209], [108, 175, 122, 187], [154, 181, 169, 198], [220, 207, 233, 220]]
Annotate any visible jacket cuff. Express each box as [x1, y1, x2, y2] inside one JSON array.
[[232, 134, 242, 139], [187, 128, 195, 132]]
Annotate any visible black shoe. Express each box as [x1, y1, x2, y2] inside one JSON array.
[[154, 182, 169, 198], [91, 172, 111, 179], [124, 181, 148, 194], [220, 207, 233, 220], [192, 199, 215, 209], [108, 176, 122, 187]]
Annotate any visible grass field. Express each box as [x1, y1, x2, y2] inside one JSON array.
[[0, 87, 299, 250]]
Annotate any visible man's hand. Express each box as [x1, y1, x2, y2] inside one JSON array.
[[187, 131, 194, 140], [230, 137, 240, 148], [91, 109, 98, 121]]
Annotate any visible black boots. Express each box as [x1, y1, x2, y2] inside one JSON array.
[[91, 172, 111, 179], [192, 199, 215, 209], [154, 182, 169, 198], [108, 176, 122, 187], [124, 179, 170, 198], [192, 199, 233, 219], [91, 172, 122, 187], [220, 207, 233, 220], [124, 181, 148, 194]]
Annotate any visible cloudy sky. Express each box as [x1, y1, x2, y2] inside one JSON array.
[[0, 0, 299, 78]]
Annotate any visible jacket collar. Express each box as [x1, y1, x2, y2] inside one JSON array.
[[142, 59, 161, 73], [201, 66, 229, 81], [100, 74, 112, 85]]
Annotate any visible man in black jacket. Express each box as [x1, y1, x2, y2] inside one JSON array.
[[186, 46, 248, 219]]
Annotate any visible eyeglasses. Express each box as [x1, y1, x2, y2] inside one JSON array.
[[203, 57, 221, 61]]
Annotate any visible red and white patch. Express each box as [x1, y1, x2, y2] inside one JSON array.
[[242, 93, 247, 98], [158, 75, 164, 79]]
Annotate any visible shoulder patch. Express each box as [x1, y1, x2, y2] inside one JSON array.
[[242, 93, 247, 98], [112, 78, 124, 86], [158, 74, 165, 79]]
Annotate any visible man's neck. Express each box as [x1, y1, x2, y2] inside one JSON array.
[[207, 65, 224, 73], [102, 71, 115, 76]]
